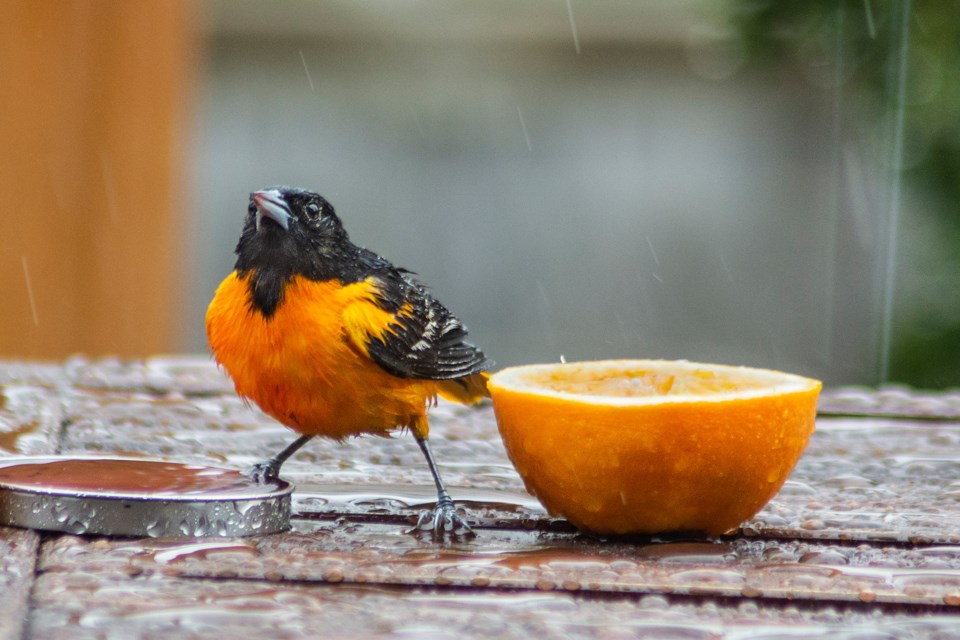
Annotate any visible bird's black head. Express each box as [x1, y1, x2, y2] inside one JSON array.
[[234, 186, 355, 316], [234, 186, 351, 276]]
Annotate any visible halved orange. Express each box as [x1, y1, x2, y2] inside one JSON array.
[[489, 360, 821, 536]]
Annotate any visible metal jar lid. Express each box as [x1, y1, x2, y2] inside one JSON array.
[[0, 456, 292, 537]]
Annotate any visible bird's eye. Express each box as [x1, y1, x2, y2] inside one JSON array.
[[248, 202, 257, 215], [305, 202, 321, 220]]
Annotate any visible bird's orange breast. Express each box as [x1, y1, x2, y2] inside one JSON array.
[[205, 271, 438, 439]]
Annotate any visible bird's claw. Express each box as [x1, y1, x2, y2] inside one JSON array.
[[245, 461, 282, 485], [408, 497, 474, 539]]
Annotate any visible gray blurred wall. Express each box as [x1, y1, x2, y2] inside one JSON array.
[[186, 2, 882, 385]]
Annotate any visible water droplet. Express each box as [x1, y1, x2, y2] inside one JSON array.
[[194, 515, 210, 537], [145, 519, 163, 538], [52, 499, 70, 523], [65, 518, 88, 535], [235, 501, 258, 516]]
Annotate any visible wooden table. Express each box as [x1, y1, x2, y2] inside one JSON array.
[[1, 357, 959, 638]]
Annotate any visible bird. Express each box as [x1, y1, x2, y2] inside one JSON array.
[[205, 186, 491, 537]]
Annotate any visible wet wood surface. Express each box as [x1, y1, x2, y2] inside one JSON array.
[[1, 357, 959, 639]]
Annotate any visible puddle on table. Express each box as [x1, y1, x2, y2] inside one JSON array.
[[145, 540, 261, 564], [635, 542, 736, 564], [293, 483, 546, 515]]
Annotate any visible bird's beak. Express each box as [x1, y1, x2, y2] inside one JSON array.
[[252, 190, 292, 231]]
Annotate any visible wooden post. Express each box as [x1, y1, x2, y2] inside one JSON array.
[[0, 1, 195, 358]]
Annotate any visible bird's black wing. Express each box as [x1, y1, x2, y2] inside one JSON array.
[[361, 269, 490, 381]]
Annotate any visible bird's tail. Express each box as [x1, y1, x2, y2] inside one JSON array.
[[437, 371, 490, 405]]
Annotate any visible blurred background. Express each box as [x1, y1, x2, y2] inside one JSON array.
[[1, 0, 957, 387]]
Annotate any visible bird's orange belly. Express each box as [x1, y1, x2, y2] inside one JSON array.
[[205, 272, 436, 440]]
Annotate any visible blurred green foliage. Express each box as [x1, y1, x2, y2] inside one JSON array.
[[731, 0, 960, 388]]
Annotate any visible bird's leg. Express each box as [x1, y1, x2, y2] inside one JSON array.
[[410, 434, 474, 538], [247, 434, 314, 484]]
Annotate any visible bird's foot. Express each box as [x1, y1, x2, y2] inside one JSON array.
[[245, 460, 282, 485], [409, 495, 475, 539], [245, 435, 313, 485]]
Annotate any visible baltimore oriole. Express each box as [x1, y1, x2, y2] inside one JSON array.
[[206, 187, 491, 536]]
